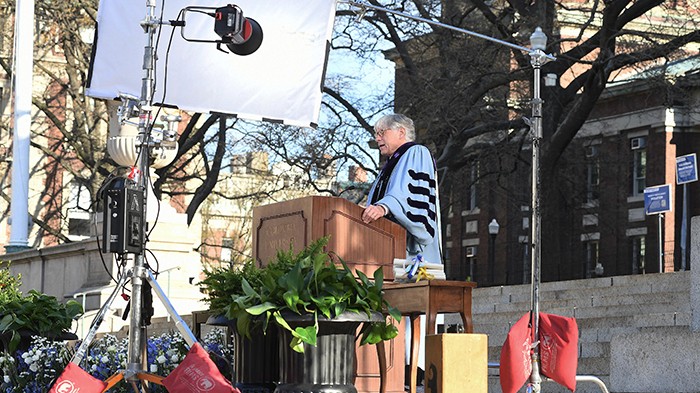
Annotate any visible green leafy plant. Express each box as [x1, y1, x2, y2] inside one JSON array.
[[201, 237, 401, 353], [200, 260, 266, 317], [0, 263, 22, 306], [0, 289, 83, 354]]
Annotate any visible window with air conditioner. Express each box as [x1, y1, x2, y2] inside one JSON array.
[[221, 238, 233, 263], [630, 136, 647, 150], [585, 145, 598, 158], [465, 246, 477, 257], [463, 246, 477, 282]]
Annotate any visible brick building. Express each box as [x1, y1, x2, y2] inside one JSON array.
[[441, 57, 700, 285]]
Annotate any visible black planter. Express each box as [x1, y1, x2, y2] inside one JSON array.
[[274, 312, 383, 393], [0, 329, 78, 353], [207, 314, 280, 393]]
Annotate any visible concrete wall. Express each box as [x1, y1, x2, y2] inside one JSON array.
[[608, 216, 700, 393], [0, 211, 207, 338]]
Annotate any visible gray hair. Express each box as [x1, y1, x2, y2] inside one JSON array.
[[374, 113, 416, 141]]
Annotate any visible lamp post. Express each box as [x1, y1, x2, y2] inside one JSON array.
[[527, 26, 550, 393], [488, 219, 500, 284]]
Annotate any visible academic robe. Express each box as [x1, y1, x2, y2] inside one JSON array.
[[367, 143, 441, 264]]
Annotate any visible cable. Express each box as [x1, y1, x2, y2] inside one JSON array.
[[158, 8, 184, 106], [145, 247, 161, 276], [151, 0, 167, 99]]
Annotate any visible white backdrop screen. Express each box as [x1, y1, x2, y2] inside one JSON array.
[[87, 0, 337, 127]]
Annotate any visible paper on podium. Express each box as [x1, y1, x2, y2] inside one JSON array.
[[393, 258, 446, 282]]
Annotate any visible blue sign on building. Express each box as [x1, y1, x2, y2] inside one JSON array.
[[644, 184, 672, 215], [676, 153, 698, 184]]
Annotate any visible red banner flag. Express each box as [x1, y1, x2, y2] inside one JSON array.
[[162, 342, 239, 393], [49, 362, 108, 393], [539, 312, 579, 392], [499, 313, 532, 393]]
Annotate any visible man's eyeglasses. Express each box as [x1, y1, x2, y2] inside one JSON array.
[[374, 128, 392, 138]]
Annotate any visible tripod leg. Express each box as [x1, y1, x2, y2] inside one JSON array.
[[101, 372, 125, 392], [71, 270, 132, 365], [145, 270, 198, 346]]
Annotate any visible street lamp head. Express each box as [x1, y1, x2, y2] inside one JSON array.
[[488, 218, 500, 235], [530, 27, 547, 51]]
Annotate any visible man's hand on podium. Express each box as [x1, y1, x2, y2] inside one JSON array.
[[362, 204, 387, 223]]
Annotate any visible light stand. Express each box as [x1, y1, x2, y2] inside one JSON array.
[[345, 1, 555, 391], [86, 1, 262, 389], [86, 1, 192, 389], [123, 0, 158, 383]]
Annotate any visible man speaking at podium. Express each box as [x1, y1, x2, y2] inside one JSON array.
[[361, 113, 441, 265], [361, 113, 442, 387]]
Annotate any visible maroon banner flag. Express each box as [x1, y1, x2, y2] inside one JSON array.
[[49, 362, 108, 393], [162, 342, 239, 393], [499, 313, 533, 393], [539, 312, 579, 391]]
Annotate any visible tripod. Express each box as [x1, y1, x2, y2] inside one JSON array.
[[67, 268, 199, 391], [81, 1, 195, 390]]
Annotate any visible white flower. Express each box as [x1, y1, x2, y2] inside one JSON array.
[[150, 364, 158, 373], [29, 363, 38, 372], [107, 345, 116, 353], [91, 364, 97, 372], [3, 375, 10, 383], [157, 355, 167, 364], [101, 356, 109, 363], [170, 354, 179, 362]]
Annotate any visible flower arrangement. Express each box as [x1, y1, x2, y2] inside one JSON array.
[[0, 329, 232, 392]]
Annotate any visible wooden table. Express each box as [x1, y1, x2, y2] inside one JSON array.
[[381, 280, 476, 393]]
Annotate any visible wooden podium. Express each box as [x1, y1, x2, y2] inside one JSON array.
[[252, 196, 407, 393], [252, 195, 406, 280]]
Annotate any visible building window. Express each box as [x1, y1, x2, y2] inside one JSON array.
[[465, 163, 478, 211], [221, 238, 234, 264], [583, 240, 599, 278], [67, 180, 92, 240], [631, 235, 646, 274], [463, 246, 477, 282], [521, 239, 530, 284], [630, 137, 647, 196], [585, 145, 600, 202]]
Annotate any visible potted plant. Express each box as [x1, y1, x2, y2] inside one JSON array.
[[200, 237, 401, 393], [201, 260, 278, 393], [0, 264, 83, 354]]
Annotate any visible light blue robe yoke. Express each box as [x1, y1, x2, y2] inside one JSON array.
[[367, 144, 442, 264]]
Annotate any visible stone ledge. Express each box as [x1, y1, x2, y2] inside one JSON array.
[[610, 328, 700, 393]]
